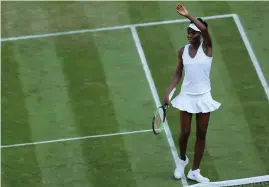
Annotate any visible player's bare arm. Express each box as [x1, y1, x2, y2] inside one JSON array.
[[163, 47, 184, 105], [176, 4, 212, 56]]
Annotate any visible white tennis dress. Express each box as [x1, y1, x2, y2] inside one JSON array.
[[171, 42, 221, 113]]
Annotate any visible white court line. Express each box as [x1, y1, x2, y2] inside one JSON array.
[[130, 26, 188, 187], [1, 129, 152, 148], [1, 13, 234, 42], [233, 14, 269, 102]]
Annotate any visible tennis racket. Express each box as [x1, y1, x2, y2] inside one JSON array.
[[152, 88, 176, 135]]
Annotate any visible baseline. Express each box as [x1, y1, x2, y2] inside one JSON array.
[[1, 13, 234, 42]]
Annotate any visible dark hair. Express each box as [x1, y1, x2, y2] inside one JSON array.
[[191, 18, 208, 28]]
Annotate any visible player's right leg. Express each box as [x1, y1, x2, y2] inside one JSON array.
[[187, 112, 210, 183], [174, 111, 192, 179]]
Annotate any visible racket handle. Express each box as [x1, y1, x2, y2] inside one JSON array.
[[169, 87, 176, 100], [163, 103, 169, 109], [162, 88, 176, 107]]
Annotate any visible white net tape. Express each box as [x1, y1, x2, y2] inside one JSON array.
[[187, 175, 269, 187]]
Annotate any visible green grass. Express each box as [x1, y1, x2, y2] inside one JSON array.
[[1, 1, 269, 187]]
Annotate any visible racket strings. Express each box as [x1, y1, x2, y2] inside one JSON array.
[[154, 109, 164, 129], [154, 114, 161, 128]]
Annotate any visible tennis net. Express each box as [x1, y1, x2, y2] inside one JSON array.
[[187, 175, 269, 187]]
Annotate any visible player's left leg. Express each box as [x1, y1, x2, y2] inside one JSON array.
[[174, 111, 192, 179], [187, 112, 210, 183]]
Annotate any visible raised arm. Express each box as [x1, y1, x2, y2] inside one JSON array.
[[176, 4, 212, 48], [163, 47, 184, 105]]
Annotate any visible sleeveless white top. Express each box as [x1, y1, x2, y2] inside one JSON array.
[[180, 42, 213, 95]]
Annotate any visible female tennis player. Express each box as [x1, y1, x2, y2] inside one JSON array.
[[163, 4, 221, 183]]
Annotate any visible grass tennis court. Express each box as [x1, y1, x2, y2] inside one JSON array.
[[1, 1, 269, 187]]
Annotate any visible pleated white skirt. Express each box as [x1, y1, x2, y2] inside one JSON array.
[[171, 91, 221, 114]]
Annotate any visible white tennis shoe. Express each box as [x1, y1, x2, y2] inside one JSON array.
[[187, 169, 210, 183], [174, 155, 189, 179]]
